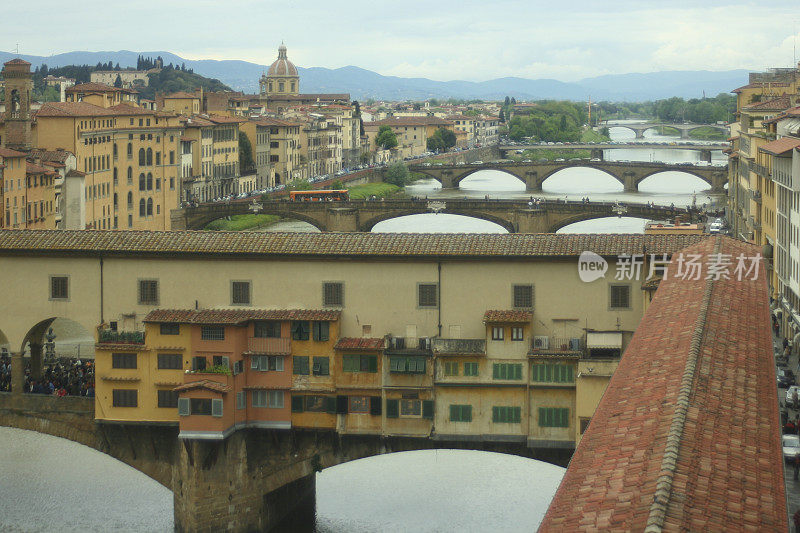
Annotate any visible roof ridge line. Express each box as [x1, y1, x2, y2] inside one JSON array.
[[644, 236, 721, 532]]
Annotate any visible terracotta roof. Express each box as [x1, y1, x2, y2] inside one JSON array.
[[482, 310, 532, 323], [732, 82, 791, 93], [66, 82, 123, 93], [36, 101, 154, 118], [759, 136, 800, 155], [65, 169, 86, 177], [4, 58, 31, 66], [29, 148, 72, 164], [0, 147, 26, 158], [283, 93, 350, 101], [144, 308, 341, 325], [334, 337, 385, 351], [173, 379, 231, 394], [539, 236, 785, 532], [0, 231, 708, 260], [252, 117, 303, 127], [742, 95, 792, 112], [367, 116, 453, 127], [26, 162, 56, 175]]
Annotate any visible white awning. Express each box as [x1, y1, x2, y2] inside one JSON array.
[[586, 332, 622, 349]]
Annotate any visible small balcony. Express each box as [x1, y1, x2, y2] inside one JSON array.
[[247, 336, 291, 355], [751, 190, 762, 204], [97, 329, 145, 345], [530, 336, 583, 354], [432, 338, 485, 356]]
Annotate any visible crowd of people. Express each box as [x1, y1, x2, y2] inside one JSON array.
[[0, 353, 94, 397]]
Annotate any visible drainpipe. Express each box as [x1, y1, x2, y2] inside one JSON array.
[[99, 255, 104, 324], [437, 261, 442, 337]]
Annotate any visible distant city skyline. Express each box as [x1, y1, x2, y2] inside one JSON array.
[[3, 1, 800, 82]]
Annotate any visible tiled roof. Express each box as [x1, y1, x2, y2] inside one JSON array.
[[282, 93, 350, 101], [539, 236, 785, 532], [26, 162, 56, 175], [0, 231, 708, 260], [252, 117, 303, 127], [759, 136, 800, 155], [0, 147, 26, 158], [144, 308, 341, 325], [66, 82, 122, 93], [65, 169, 86, 177], [742, 95, 792, 111], [4, 58, 31, 66], [482, 310, 532, 323], [173, 379, 231, 394], [334, 337, 385, 351], [366, 116, 453, 127], [36, 101, 154, 118], [29, 148, 72, 163]]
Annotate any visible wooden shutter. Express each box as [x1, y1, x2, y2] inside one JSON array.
[[386, 399, 399, 418], [369, 396, 382, 416], [291, 395, 305, 413], [211, 399, 223, 417], [464, 405, 472, 422], [325, 396, 337, 414], [367, 355, 378, 373], [178, 398, 190, 416], [422, 400, 434, 419], [336, 395, 348, 414]]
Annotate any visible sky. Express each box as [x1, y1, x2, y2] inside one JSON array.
[[4, 0, 800, 81]]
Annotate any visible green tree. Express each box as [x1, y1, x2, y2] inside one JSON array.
[[384, 162, 410, 186], [499, 109, 505, 123], [238, 132, 255, 174], [331, 179, 344, 190], [375, 126, 398, 150], [113, 74, 123, 88], [286, 178, 312, 191]]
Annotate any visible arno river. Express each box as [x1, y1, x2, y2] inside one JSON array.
[[0, 121, 729, 532], [266, 120, 728, 234]]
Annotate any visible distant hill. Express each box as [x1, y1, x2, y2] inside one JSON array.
[[0, 50, 751, 102]]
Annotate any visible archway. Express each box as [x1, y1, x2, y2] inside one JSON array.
[[637, 170, 713, 194], [540, 167, 624, 194], [457, 169, 526, 191], [201, 211, 327, 232], [316, 449, 564, 532], [370, 213, 511, 233], [19, 317, 94, 394], [556, 216, 652, 234]]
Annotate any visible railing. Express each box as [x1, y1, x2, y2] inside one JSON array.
[[98, 330, 145, 344], [531, 336, 582, 352], [247, 337, 291, 354], [751, 190, 762, 203], [432, 338, 486, 355], [751, 163, 770, 179]]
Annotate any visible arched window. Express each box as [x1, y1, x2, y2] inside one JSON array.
[[147, 172, 153, 191], [127, 142, 132, 159], [127, 167, 133, 184], [113, 167, 118, 184], [113, 143, 118, 158], [139, 199, 146, 217], [113, 193, 118, 207], [139, 173, 146, 191], [138, 148, 145, 166], [146, 198, 153, 216], [146, 148, 153, 166], [127, 191, 133, 209]]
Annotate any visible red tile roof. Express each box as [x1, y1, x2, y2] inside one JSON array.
[[144, 308, 341, 325], [26, 162, 56, 175], [334, 337, 385, 351], [173, 379, 231, 394], [366, 116, 453, 127], [4, 58, 31, 66], [759, 136, 800, 156], [66, 82, 124, 93], [0, 231, 708, 260], [0, 147, 26, 158], [482, 310, 532, 323], [36, 101, 155, 118], [539, 236, 786, 532], [742, 95, 792, 111]]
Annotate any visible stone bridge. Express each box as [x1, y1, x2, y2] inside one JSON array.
[[407, 160, 727, 192], [171, 198, 691, 233], [598, 121, 728, 139], [0, 391, 557, 532], [498, 142, 728, 161]]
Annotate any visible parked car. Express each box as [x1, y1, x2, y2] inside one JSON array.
[[783, 434, 800, 462]]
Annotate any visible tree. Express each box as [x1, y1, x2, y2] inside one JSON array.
[[384, 162, 410, 186], [375, 126, 398, 150], [286, 178, 312, 191], [331, 179, 344, 190], [499, 109, 505, 123], [511, 97, 517, 104], [238, 132, 255, 174], [113, 74, 123, 88], [504, 96, 511, 106]]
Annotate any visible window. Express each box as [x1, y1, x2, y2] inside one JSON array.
[[191, 356, 207, 371], [157, 353, 182, 370], [236, 391, 246, 410], [200, 326, 224, 341], [322, 282, 343, 306], [389, 356, 426, 373], [513, 285, 534, 308], [112, 389, 138, 407], [312, 356, 329, 376], [212, 356, 230, 369], [493, 363, 523, 380], [312, 321, 329, 341], [291, 321, 310, 341], [449, 404, 472, 422], [112, 353, 137, 369], [610, 284, 631, 309], [492, 406, 522, 423], [539, 407, 569, 428], [254, 321, 280, 338], [146, 198, 153, 216], [189, 398, 212, 415], [231, 281, 251, 305], [531, 363, 574, 383], [349, 396, 370, 413], [400, 399, 422, 417], [511, 327, 524, 341], [253, 390, 283, 408], [418, 283, 438, 307], [491, 326, 504, 340], [160, 323, 180, 335], [138, 279, 159, 305], [443, 361, 459, 376], [342, 354, 378, 373], [463, 362, 479, 376], [157, 390, 179, 408], [50, 276, 69, 300], [251, 355, 284, 371], [293, 356, 310, 375]]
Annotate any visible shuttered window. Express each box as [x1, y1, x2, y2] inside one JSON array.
[[342, 354, 377, 373], [313, 321, 329, 341], [449, 404, 472, 422], [157, 354, 181, 369], [157, 390, 179, 408], [513, 284, 533, 308], [178, 398, 190, 416], [443, 361, 459, 376], [492, 406, 521, 423], [418, 283, 438, 307], [231, 281, 251, 305], [112, 353, 137, 369], [531, 363, 574, 383], [322, 282, 343, 307], [252, 355, 284, 371], [137, 279, 159, 305], [492, 363, 522, 380], [610, 284, 631, 309], [236, 392, 246, 410], [211, 399, 223, 417], [50, 276, 69, 300], [112, 389, 138, 407], [312, 357, 330, 376], [292, 321, 310, 340], [463, 362, 479, 376], [293, 356, 310, 375], [254, 321, 281, 338], [538, 407, 569, 428], [389, 356, 426, 373]]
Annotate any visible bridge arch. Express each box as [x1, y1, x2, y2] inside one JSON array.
[[548, 212, 652, 233], [362, 210, 516, 233], [634, 168, 716, 190], [187, 207, 329, 232], [451, 167, 526, 188], [538, 165, 625, 190]]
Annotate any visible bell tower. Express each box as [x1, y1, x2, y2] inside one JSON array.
[[2, 59, 34, 150]]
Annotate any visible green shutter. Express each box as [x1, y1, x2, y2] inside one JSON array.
[[293, 356, 309, 375], [367, 355, 378, 373], [325, 396, 337, 413], [386, 399, 399, 418], [449, 404, 458, 421], [464, 405, 472, 422], [422, 400, 434, 419], [343, 354, 357, 372], [514, 364, 522, 380], [566, 365, 574, 383], [492, 364, 500, 379], [492, 406, 499, 422], [513, 407, 521, 423], [291, 395, 305, 412]]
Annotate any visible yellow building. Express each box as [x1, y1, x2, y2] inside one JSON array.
[[159, 91, 201, 115], [253, 118, 302, 185], [181, 114, 244, 201], [364, 116, 454, 160]]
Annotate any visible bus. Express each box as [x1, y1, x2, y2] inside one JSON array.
[[289, 190, 349, 202]]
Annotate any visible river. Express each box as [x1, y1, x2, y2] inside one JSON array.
[[265, 120, 728, 234]]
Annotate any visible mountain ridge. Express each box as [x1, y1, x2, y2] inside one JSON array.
[[0, 50, 750, 102]]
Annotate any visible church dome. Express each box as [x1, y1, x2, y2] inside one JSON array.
[[267, 44, 298, 77]]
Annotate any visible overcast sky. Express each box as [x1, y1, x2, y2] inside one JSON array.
[[5, 1, 800, 81]]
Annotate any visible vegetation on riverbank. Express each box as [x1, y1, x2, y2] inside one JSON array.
[[204, 214, 280, 231], [347, 183, 402, 199], [688, 126, 727, 140], [508, 149, 592, 162]]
